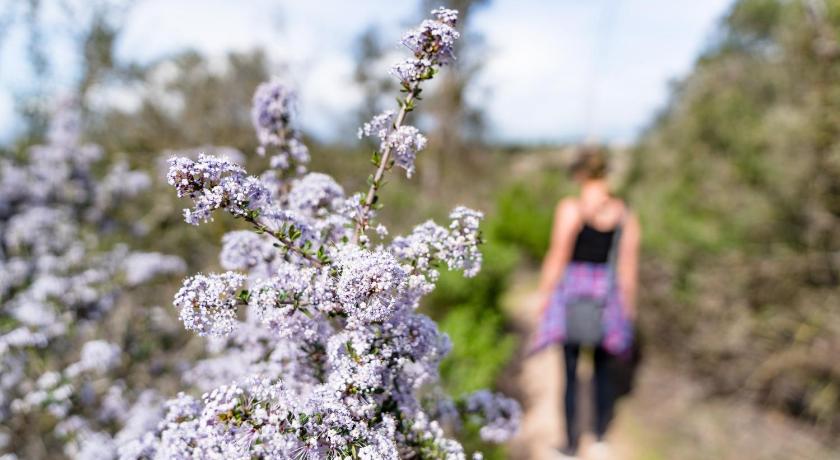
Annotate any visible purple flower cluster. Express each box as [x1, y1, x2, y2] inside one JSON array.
[[392, 7, 460, 87], [445, 206, 484, 277], [287, 172, 345, 216], [401, 16, 460, 64], [389, 126, 428, 178], [463, 390, 522, 443], [359, 111, 428, 178], [249, 263, 321, 338], [390, 207, 485, 279], [335, 246, 407, 324], [167, 154, 269, 224], [252, 78, 297, 145], [251, 78, 311, 176], [138, 8, 519, 459], [219, 230, 276, 273], [0, 101, 185, 459]]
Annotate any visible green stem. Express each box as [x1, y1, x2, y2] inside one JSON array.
[[352, 82, 422, 243], [241, 214, 325, 266]]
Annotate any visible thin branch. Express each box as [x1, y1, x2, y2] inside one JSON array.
[[241, 214, 325, 266], [352, 82, 421, 243]]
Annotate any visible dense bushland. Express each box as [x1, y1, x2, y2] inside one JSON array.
[[629, 0, 840, 433]]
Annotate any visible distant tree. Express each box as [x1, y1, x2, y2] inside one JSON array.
[[0, 0, 134, 142], [89, 50, 272, 157], [353, 27, 397, 126], [418, 0, 491, 192]]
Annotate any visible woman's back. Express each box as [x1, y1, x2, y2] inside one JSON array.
[[571, 224, 615, 263], [569, 196, 625, 264]]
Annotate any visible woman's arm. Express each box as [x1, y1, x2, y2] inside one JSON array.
[[617, 211, 640, 320], [537, 199, 581, 306]]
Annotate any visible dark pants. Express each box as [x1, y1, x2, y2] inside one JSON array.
[[563, 344, 615, 451]]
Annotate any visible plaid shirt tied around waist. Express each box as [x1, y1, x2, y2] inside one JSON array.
[[529, 261, 633, 355]]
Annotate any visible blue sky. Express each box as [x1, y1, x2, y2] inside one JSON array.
[[0, 0, 735, 145]]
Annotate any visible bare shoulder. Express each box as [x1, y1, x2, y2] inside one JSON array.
[[618, 203, 640, 231], [556, 197, 579, 214], [555, 197, 581, 222]]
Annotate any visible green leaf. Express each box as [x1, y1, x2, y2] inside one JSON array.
[[288, 225, 302, 241]]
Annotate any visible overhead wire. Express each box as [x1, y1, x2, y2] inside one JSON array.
[[583, 0, 621, 144]]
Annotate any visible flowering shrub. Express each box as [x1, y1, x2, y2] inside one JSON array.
[[125, 8, 520, 459], [0, 100, 185, 458]]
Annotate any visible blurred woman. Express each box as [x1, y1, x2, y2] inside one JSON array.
[[531, 146, 640, 459]]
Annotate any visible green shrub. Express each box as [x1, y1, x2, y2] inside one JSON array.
[[439, 305, 518, 397], [488, 172, 574, 261]]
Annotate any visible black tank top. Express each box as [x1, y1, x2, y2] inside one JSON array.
[[571, 224, 615, 263]]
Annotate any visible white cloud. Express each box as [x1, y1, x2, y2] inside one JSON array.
[[297, 53, 364, 140], [471, 0, 734, 144], [1, 0, 734, 145], [117, 0, 283, 62], [469, 1, 598, 142], [114, 0, 411, 142]]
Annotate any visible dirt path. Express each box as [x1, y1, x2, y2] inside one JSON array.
[[501, 271, 837, 460], [501, 272, 614, 460]]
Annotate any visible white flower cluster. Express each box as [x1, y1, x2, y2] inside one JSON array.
[[390, 58, 433, 86], [444, 206, 484, 277], [134, 8, 519, 459], [65, 340, 122, 377], [123, 252, 187, 286], [12, 339, 124, 425], [391, 206, 485, 280], [173, 272, 246, 337], [0, 101, 184, 458]]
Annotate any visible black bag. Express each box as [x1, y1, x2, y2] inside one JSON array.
[[564, 223, 622, 346], [609, 331, 644, 399]]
